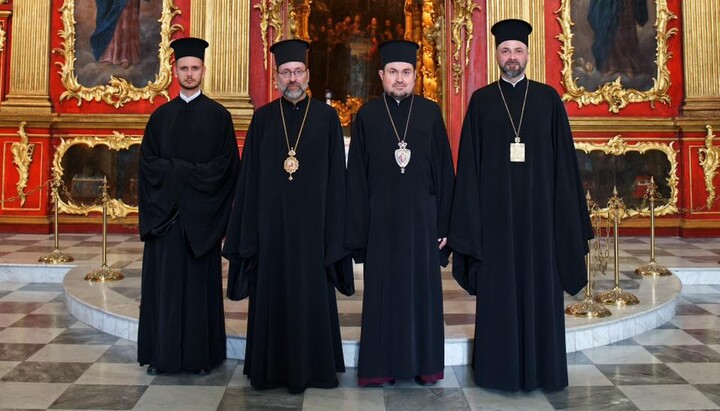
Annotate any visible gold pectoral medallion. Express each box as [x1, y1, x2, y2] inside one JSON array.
[[284, 149, 299, 180], [510, 142, 525, 162], [394, 141, 411, 174]]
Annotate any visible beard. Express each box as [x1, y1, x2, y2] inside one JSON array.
[[179, 78, 201, 91], [385, 82, 413, 100], [280, 81, 308, 100], [500, 59, 526, 79], [386, 89, 412, 100]]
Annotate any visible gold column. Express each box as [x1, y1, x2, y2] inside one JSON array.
[[485, 0, 545, 84], [1, 0, 52, 113], [682, 0, 720, 117], [191, 0, 254, 117]]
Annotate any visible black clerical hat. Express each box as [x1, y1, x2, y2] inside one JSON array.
[[170, 37, 209, 60], [379, 40, 419, 68], [491, 19, 533, 47], [270, 39, 310, 68]]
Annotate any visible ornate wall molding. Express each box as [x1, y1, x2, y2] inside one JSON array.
[[255, 0, 284, 69], [52, 132, 141, 218], [556, 0, 677, 113], [575, 135, 679, 218], [10, 121, 35, 207], [698, 125, 720, 209], [0, 19, 6, 53], [450, 0, 480, 94], [53, 0, 182, 108]]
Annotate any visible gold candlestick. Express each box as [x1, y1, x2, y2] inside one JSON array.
[[635, 177, 672, 276], [85, 177, 124, 282], [566, 191, 612, 318], [594, 187, 639, 306], [38, 180, 74, 264]]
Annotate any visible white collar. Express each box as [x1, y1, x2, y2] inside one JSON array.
[[501, 75, 526, 87], [180, 90, 201, 103]]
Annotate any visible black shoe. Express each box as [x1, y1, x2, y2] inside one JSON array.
[[146, 366, 163, 375], [193, 368, 210, 376], [414, 376, 437, 386]]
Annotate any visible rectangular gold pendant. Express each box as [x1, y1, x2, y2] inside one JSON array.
[[510, 142, 525, 162]]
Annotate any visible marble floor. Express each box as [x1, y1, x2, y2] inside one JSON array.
[[0, 234, 719, 410]]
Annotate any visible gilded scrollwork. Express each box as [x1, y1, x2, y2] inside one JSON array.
[[555, 0, 677, 113], [255, 0, 284, 69], [0, 21, 5, 53], [450, 0, 480, 94], [53, 0, 182, 108], [10, 122, 36, 207], [420, 0, 441, 102], [330, 97, 364, 127], [52, 132, 142, 218], [575, 135, 679, 218], [698, 125, 720, 209], [289, 0, 311, 42]]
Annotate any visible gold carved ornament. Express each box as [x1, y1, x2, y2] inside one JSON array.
[[10, 121, 36, 207], [330, 97, 363, 128], [698, 125, 720, 210], [0, 21, 5, 53], [450, 0, 480, 94], [288, 0, 311, 42], [420, 0, 442, 102], [53, 0, 182, 108], [255, 0, 284, 69], [555, 0, 677, 113], [575, 135, 679, 218], [52, 132, 141, 218]]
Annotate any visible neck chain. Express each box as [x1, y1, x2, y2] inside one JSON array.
[[279, 96, 310, 181], [383, 93, 414, 174], [497, 79, 529, 144]]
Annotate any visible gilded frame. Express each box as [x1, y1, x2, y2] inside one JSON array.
[[52, 132, 141, 218], [556, 0, 677, 113], [287, 0, 445, 126], [54, 0, 182, 108], [575, 136, 679, 218]]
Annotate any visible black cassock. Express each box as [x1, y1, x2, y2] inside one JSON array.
[[346, 94, 454, 381], [449, 78, 592, 391], [222, 96, 352, 394], [137, 94, 239, 373]]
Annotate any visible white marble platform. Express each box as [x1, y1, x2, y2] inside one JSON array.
[[57, 262, 685, 367], [1, 233, 716, 367], [0, 263, 72, 283]]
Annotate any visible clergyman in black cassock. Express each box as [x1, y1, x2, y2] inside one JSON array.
[[137, 37, 240, 375], [222, 39, 353, 394], [346, 40, 455, 386], [448, 19, 593, 391]]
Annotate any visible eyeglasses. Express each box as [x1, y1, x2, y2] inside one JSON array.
[[277, 69, 307, 79]]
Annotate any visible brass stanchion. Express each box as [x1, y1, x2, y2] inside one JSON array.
[[38, 180, 74, 264], [566, 191, 612, 318], [84, 177, 124, 282], [594, 187, 640, 306], [635, 177, 672, 276]]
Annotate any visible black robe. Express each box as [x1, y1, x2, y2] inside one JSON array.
[[448, 78, 592, 391], [346, 94, 454, 381], [222, 96, 352, 394], [137, 93, 239, 373]]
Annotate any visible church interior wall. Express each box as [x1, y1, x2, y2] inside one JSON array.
[[0, 0, 718, 236]]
